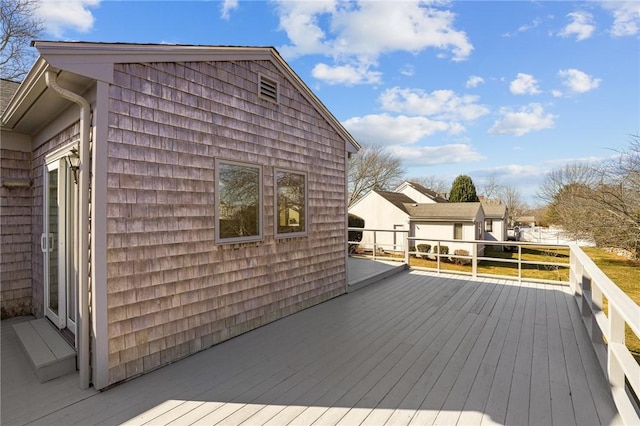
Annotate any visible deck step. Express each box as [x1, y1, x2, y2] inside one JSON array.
[[12, 318, 76, 383]]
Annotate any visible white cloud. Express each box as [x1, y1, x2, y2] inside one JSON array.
[[488, 103, 556, 136], [393, 144, 485, 166], [400, 64, 415, 77], [558, 68, 601, 94], [509, 73, 541, 95], [274, 0, 472, 85], [36, 0, 100, 37], [559, 11, 596, 41], [379, 87, 490, 121], [342, 114, 459, 146], [599, 0, 640, 36], [221, 0, 239, 21], [311, 62, 382, 85], [466, 75, 485, 88]]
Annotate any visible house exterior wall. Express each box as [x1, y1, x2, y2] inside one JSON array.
[[348, 192, 409, 252], [485, 218, 506, 242], [105, 60, 348, 384], [411, 221, 479, 254], [1, 148, 32, 318]]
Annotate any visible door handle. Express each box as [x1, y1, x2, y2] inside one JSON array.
[[49, 234, 54, 252], [41, 234, 47, 252]]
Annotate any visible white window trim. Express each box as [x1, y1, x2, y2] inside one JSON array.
[[215, 159, 263, 244], [274, 168, 308, 238], [453, 223, 463, 240]]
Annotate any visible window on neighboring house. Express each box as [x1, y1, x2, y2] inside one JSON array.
[[275, 169, 307, 237], [454, 223, 463, 240], [215, 160, 262, 243], [485, 219, 493, 232]]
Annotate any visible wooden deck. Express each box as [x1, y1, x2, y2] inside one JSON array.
[[2, 267, 622, 425]]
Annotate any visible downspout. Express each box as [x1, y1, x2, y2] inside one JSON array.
[[45, 70, 91, 390]]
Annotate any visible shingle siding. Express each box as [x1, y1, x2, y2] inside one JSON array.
[[1, 149, 32, 318], [106, 60, 347, 384]]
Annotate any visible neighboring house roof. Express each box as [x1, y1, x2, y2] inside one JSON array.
[[0, 79, 20, 114], [375, 190, 415, 214], [396, 181, 449, 203], [483, 204, 507, 219], [1, 41, 360, 153], [404, 202, 483, 221]]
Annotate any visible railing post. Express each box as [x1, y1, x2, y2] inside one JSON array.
[[404, 232, 409, 265], [608, 306, 625, 388], [471, 242, 477, 278], [517, 245, 522, 282], [436, 241, 441, 273], [372, 230, 377, 261]]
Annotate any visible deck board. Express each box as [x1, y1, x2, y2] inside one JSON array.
[[2, 268, 621, 426]]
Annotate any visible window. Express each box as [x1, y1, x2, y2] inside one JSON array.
[[275, 169, 307, 237], [485, 219, 493, 232], [453, 223, 463, 240], [215, 160, 262, 243]]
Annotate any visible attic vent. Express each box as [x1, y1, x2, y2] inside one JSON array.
[[259, 74, 279, 103]]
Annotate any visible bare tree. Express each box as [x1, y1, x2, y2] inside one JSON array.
[[538, 136, 640, 259], [480, 172, 501, 200], [348, 144, 405, 207], [1, 0, 43, 81], [498, 184, 528, 227]]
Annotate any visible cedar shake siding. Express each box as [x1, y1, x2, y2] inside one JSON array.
[[1, 149, 32, 318], [106, 60, 348, 383]]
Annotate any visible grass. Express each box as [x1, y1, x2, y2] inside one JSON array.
[[408, 246, 571, 282], [580, 247, 640, 357]]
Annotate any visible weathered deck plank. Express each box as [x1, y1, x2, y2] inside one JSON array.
[[2, 269, 621, 426]]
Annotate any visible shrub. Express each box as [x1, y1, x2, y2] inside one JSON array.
[[453, 249, 471, 265], [409, 246, 417, 258], [417, 244, 431, 253], [348, 213, 364, 254], [433, 245, 449, 255], [432, 245, 449, 261]]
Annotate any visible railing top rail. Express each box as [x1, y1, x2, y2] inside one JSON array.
[[570, 244, 640, 336], [348, 227, 409, 233]]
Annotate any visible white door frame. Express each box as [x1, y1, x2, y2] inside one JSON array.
[[42, 143, 78, 340]]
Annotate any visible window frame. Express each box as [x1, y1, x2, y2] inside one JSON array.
[[453, 223, 463, 240], [215, 159, 263, 244], [485, 218, 493, 233], [274, 168, 308, 238]]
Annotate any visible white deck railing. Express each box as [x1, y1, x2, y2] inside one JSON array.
[[348, 227, 640, 424], [570, 245, 640, 425]]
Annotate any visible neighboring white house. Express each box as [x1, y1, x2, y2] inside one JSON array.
[[349, 182, 509, 255], [482, 203, 508, 242], [395, 181, 448, 204], [348, 190, 413, 252], [405, 202, 486, 255]]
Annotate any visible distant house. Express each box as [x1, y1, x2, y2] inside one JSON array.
[[1, 41, 359, 389], [405, 202, 485, 254], [394, 181, 448, 204], [482, 203, 508, 242], [349, 182, 510, 255]]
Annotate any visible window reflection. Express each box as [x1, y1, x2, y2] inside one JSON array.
[[276, 170, 306, 235], [218, 162, 261, 240]]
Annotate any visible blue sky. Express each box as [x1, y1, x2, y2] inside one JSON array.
[[34, 0, 639, 204]]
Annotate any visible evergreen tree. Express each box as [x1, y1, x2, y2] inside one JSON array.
[[449, 175, 479, 202]]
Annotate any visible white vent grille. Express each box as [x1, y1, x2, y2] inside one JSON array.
[[259, 74, 279, 103]]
